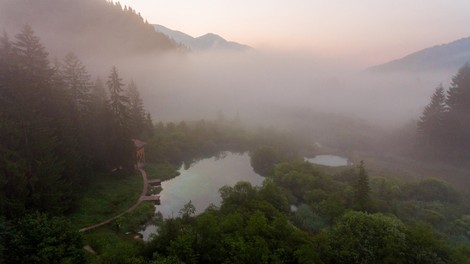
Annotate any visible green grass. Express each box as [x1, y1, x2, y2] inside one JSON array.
[[116, 202, 156, 232], [69, 172, 143, 229], [145, 162, 180, 181], [81, 226, 145, 263]]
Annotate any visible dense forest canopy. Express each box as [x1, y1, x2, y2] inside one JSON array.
[[0, 25, 152, 218]]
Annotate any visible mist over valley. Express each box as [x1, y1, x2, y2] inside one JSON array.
[[1, 0, 470, 263]]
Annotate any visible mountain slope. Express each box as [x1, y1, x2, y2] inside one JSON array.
[[0, 0, 180, 58], [368, 37, 470, 73], [154, 24, 252, 52]]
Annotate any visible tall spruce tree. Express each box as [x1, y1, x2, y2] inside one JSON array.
[[60, 52, 92, 117], [12, 25, 53, 88], [0, 31, 29, 218], [144, 112, 154, 138], [107, 66, 129, 129], [126, 80, 145, 137], [86, 78, 110, 170], [446, 63, 470, 160], [417, 85, 447, 155], [106, 67, 134, 170], [0, 26, 75, 216], [354, 161, 370, 211]]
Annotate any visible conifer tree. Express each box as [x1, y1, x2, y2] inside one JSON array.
[[0, 26, 74, 215], [417, 85, 447, 151], [107, 66, 129, 129], [60, 52, 92, 116], [13, 25, 53, 93], [144, 112, 154, 138], [354, 161, 370, 211], [446, 63, 470, 159], [126, 80, 145, 137], [106, 67, 133, 170], [84, 78, 110, 171]]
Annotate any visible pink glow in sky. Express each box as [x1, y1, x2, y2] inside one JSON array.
[[116, 0, 470, 65]]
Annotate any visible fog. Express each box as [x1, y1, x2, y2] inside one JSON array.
[[104, 49, 453, 130], [0, 0, 458, 132], [0, 0, 460, 143]]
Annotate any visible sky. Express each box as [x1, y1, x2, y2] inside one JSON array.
[[117, 0, 470, 66]]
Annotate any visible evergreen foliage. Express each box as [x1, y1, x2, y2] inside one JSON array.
[[445, 63, 470, 159], [0, 0, 181, 58], [354, 160, 370, 211], [105, 67, 135, 171], [0, 26, 152, 219], [107, 66, 129, 129], [60, 52, 92, 116], [417, 64, 470, 161], [127, 80, 146, 137], [417, 85, 446, 150]]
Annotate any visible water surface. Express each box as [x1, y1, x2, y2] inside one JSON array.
[[156, 152, 264, 218], [305, 155, 349, 167], [140, 152, 263, 240]]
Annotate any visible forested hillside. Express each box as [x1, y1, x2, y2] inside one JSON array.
[[0, 0, 180, 59], [0, 24, 151, 215]]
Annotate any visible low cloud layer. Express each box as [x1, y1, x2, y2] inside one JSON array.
[[110, 49, 453, 129]]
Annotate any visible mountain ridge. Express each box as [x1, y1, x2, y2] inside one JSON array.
[[367, 36, 470, 73], [153, 24, 252, 52]]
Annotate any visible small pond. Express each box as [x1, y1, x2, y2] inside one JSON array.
[[140, 152, 264, 240], [304, 155, 349, 167]]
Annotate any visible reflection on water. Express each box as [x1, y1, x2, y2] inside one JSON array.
[[156, 152, 264, 218], [140, 152, 263, 240], [305, 155, 349, 167]]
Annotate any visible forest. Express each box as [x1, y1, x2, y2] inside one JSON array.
[[0, 1, 470, 264]]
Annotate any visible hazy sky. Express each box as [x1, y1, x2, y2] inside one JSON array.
[[117, 0, 470, 65]]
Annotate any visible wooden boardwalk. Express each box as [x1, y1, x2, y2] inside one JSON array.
[[78, 163, 161, 233]]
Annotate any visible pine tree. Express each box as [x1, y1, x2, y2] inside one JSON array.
[[447, 63, 470, 112], [354, 161, 370, 211], [417, 85, 447, 154], [85, 78, 110, 171], [107, 66, 129, 129], [0, 29, 32, 217], [106, 67, 134, 170], [126, 80, 145, 137], [144, 112, 154, 138], [12, 25, 53, 94], [0, 26, 74, 215], [60, 53, 92, 116], [446, 63, 470, 159]]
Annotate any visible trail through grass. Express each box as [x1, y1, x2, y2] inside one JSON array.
[[69, 172, 142, 229]]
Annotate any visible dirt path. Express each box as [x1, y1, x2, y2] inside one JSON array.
[[79, 164, 150, 232]]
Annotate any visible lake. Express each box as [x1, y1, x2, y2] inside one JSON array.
[[141, 152, 264, 240], [305, 155, 349, 167]]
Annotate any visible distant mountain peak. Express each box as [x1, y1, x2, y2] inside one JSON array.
[[367, 37, 470, 73], [199, 33, 220, 38], [153, 24, 252, 52]]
